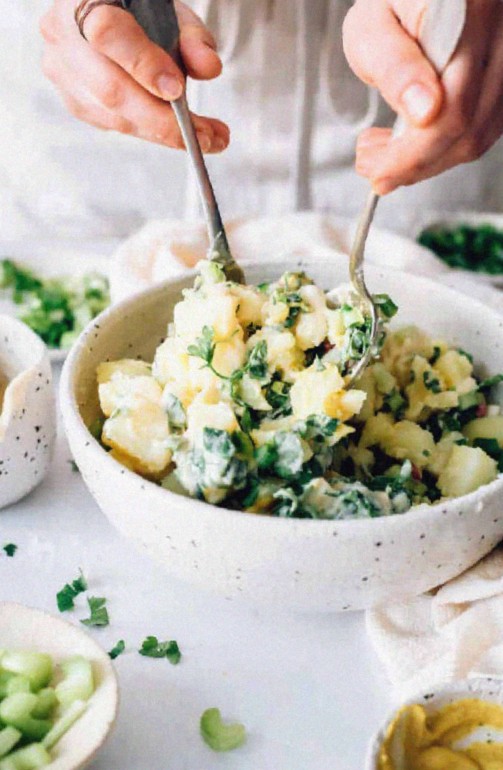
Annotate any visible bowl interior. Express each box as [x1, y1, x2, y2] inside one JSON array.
[[366, 676, 503, 769], [72, 258, 503, 433], [0, 603, 118, 770]]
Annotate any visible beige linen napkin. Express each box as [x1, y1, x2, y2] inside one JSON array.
[[366, 548, 503, 698]]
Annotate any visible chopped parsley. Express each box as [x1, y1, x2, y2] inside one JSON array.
[[200, 708, 247, 752], [68, 460, 80, 473], [418, 223, 503, 275], [56, 570, 88, 612], [0, 259, 110, 349], [80, 596, 109, 627], [423, 371, 442, 393], [3, 544, 17, 557], [139, 637, 181, 665], [108, 640, 126, 660]]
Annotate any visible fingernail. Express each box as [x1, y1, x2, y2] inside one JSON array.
[[401, 83, 436, 123], [212, 136, 227, 152], [374, 177, 395, 196], [156, 73, 184, 101], [197, 132, 212, 153]]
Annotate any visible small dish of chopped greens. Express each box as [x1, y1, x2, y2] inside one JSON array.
[[417, 212, 503, 287], [0, 254, 110, 362], [0, 602, 118, 770]]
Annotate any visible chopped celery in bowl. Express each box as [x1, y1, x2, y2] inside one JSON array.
[[0, 603, 118, 770]]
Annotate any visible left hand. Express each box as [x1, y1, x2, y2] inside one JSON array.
[[343, 0, 503, 195]]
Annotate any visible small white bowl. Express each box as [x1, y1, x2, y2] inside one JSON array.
[[60, 259, 503, 612], [0, 249, 110, 363], [365, 676, 503, 770], [0, 315, 56, 509], [0, 602, 119, 770], [415, 211, 503, 289]]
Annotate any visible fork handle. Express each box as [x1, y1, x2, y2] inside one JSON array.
[[122, 0, 230, 255]]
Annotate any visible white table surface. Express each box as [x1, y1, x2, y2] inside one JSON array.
[[0, 370, 394, 770]]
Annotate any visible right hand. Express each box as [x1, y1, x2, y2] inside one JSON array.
[[39, 0, 229, 153]]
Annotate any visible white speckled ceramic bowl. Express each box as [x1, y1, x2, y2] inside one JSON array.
[[60, 260, 503, 612], [0, 315, 56, 509], [365, 676, 503, 770], [0, 602, 119, 770]]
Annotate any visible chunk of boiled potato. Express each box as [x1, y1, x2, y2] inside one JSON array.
[[359, 413, 395, 449], [97, 359, 151, 385], [381, 420, 435, 468], [437, 444, 498, 498], [238, 374, 271, 411], [248, 329, 304, 381], [98, 375, 163, 418], [381, 326, 435, 387], [434, 350, 473, 389], [405, 355, 458, 421], [294, 285, 328, 350], [186, 401, 239, 442], [152, 337, 190, 388], [102, 400, 172, 476], [290, 364, 366, 421], [326, 308, 345, 347], [463, 416, 503, 449], [231, 285, 266, 326], [427, 432, 465, 477], [352, 368, 377, 423], [174, 285, 241, 343]]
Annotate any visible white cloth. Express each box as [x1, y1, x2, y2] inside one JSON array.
[[108, 211, 503, 313], [0, 0, 502, 243], [367, 548, 503, 700]]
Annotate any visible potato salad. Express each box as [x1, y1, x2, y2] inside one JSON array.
[[96, 262, 503, 520]]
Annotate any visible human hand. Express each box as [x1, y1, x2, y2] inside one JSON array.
[[343, 0, 503, 194], [40, 0, 229, 153]]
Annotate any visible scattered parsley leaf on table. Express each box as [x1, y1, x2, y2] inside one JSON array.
[[56, 570, 88, 612], [108, 640, 125, 660], [80, 596, 109, 627], [3, 544, 17, 557], [68, 460, 80, 473], [139, 636, 181, 665], [200, 708, 247, 752]]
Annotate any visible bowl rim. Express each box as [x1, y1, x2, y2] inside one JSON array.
[[60, 264, 503, 534], [364, 674, 503, 770]]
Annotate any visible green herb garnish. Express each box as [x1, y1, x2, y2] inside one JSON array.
[[3, 544, 17, 558], [108, 641, 126, 660], [139, 637, 181, 665], [80, 597, 109, 627], [418, 224, 503, 275], [56, 571, 87, 612]]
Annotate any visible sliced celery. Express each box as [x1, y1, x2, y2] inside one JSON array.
[[42, 700, 86, 750], [1, 654, 52, 693], [0, 742, 50, 770], [0, 674, 15, 700], [5, 678, 31, 697], [0, 728, 21, 759], [31, 691, 56, 720], [54, 657, 93, 710], [0, 695, 51, 742]]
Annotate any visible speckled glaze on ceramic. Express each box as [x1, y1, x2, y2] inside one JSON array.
[[60, 260, 503, 612], [0, 315, 56, 509], [365, 676, 503, 770], [0, 602, 119, 770]]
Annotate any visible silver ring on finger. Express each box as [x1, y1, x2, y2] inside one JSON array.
[[74, 0, 125, 41]]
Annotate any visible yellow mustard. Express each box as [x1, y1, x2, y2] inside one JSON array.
[[378, 698, 503, 770]]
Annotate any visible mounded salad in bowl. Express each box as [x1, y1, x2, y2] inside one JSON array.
[[94, 260, 503, 520]]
